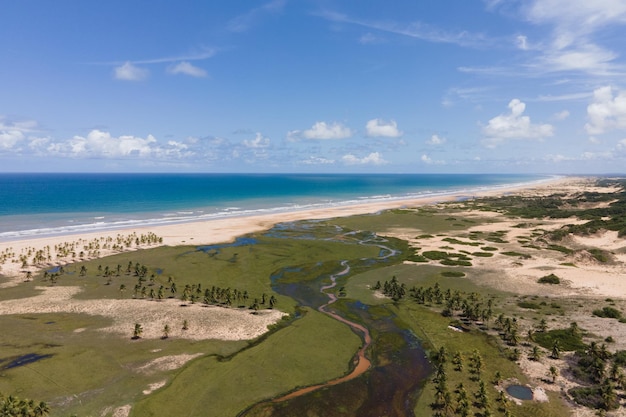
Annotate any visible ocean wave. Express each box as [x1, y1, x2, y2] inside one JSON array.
[[0, 176, 560, 241]]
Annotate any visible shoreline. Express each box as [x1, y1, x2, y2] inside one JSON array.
[[0, 175, 560, 241], [0, 176, 576, 281]]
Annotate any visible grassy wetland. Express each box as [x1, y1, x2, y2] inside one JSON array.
[[2, 177, 626, 416]]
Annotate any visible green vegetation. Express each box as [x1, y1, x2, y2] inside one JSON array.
[[538, 273, 560, 284], [501, 251, 531, 258], [534, 328, 586, 352], [0, 393, 50, 417], [441, 271, 465, 278], [592, 306, 623, 319]]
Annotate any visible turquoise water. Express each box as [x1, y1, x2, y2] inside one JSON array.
[[0, 173, 552, 240]]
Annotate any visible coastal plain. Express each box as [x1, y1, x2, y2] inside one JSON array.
[[1, 177, 626, 417]]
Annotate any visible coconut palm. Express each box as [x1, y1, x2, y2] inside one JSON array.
[[182, 320, 189, 331], [549, 365, 559, 383], [132, 323, 143, 339], [530, 345, 542, 361], [33, 401, 50, 417], [551, 340, 561, 359], [162, 324, 170, 339]]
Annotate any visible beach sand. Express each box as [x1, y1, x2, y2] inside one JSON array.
[[2, 175, 625, 417]]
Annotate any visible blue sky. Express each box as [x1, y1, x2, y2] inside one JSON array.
[[1, 1, 626, 173]]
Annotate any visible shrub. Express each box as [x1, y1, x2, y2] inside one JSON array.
[[538, 274, 560, 284], [592, 306, 623, 319], [441, 271, 465, 278], [501, 251, 531, 258], [517, 301, 541, 309], [587, 248, 610, 263], [534, 328, 586, 352], [422, 251, 450, 260]]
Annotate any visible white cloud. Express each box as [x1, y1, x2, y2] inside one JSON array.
[[300, 156, 335, 165], [553, 110, 570, 120], [365, 119, 402, 138], [426, 134, 446, 145], [421, 154, 445, 165], [585, 86, 626, 135], [67, 130, 157, 157], [228, 0, 286, 33], [523, 0, 626, 75], [0, 129, 24, 150], [342, 152, 387, 165], [243, 132, 270, 148], [359, 33, 383, 44], [167, 61, 208, 77], [0, 117, 39, 150], [516, 35, 529, 50], [526, 1, 626, 33], [482, 99, 554, 147], [114, 62, 149, 81], [317, 10, 490, 48], [289, 121, 353, 141]]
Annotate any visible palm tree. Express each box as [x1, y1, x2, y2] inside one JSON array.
[[132, 323, 143, 339], [79, 265, 87, 276], [162, 324, 170, 339], [33, 401, 50, 417], [537, 318, 548, 332], [119, 284, 126, 298], [182, 320, 189, 331], [452, 351, 463, 372], [551, 340, 561, 359], [549, 365, 559, 383], [530, 345, 542, 361]]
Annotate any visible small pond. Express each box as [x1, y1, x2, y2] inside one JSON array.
[[506, 384, 533, 400]]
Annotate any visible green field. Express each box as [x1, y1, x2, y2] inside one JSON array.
[[4, 181, 626, 416]]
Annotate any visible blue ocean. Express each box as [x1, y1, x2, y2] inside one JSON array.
[[0, 173, 553, 240]]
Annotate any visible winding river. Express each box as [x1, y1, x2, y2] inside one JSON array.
[[241, 226, 432, 417]]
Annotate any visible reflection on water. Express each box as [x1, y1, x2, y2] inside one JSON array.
[[242, 222, 432, 417]]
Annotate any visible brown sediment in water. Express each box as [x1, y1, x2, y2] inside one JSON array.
[[272, 262, 372, 403]]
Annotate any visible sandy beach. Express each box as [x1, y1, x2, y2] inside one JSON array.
[[0, 176, 572, 282], [2, 175, 625, 417]]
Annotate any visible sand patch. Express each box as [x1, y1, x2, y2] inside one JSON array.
[[142, 380, 167, 395], [0, 286, 286, 341], [111, 405, 131, 417], [137, 354, 203, 374]]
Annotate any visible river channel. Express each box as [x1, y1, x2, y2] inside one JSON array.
[[240, 223, 432, 417]]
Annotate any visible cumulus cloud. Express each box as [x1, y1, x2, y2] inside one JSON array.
[[0, 129, 24, 150], [365, 119, 403, 138], [167, 61, 208, 77], [288, 121, 352, 141], [421, 154, 445, 165], [482, 99, 554, 147], [342, 152, 387, 165], [67, 130, 157, 157], [114, 62, 149, 81], [585, 86, 626, 135], [300, 156, 335, 165], [426, 134, 446, 145], [243, 132, 270, 148], [0, 117, 38, 150], [553, 110, 570, 120]]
